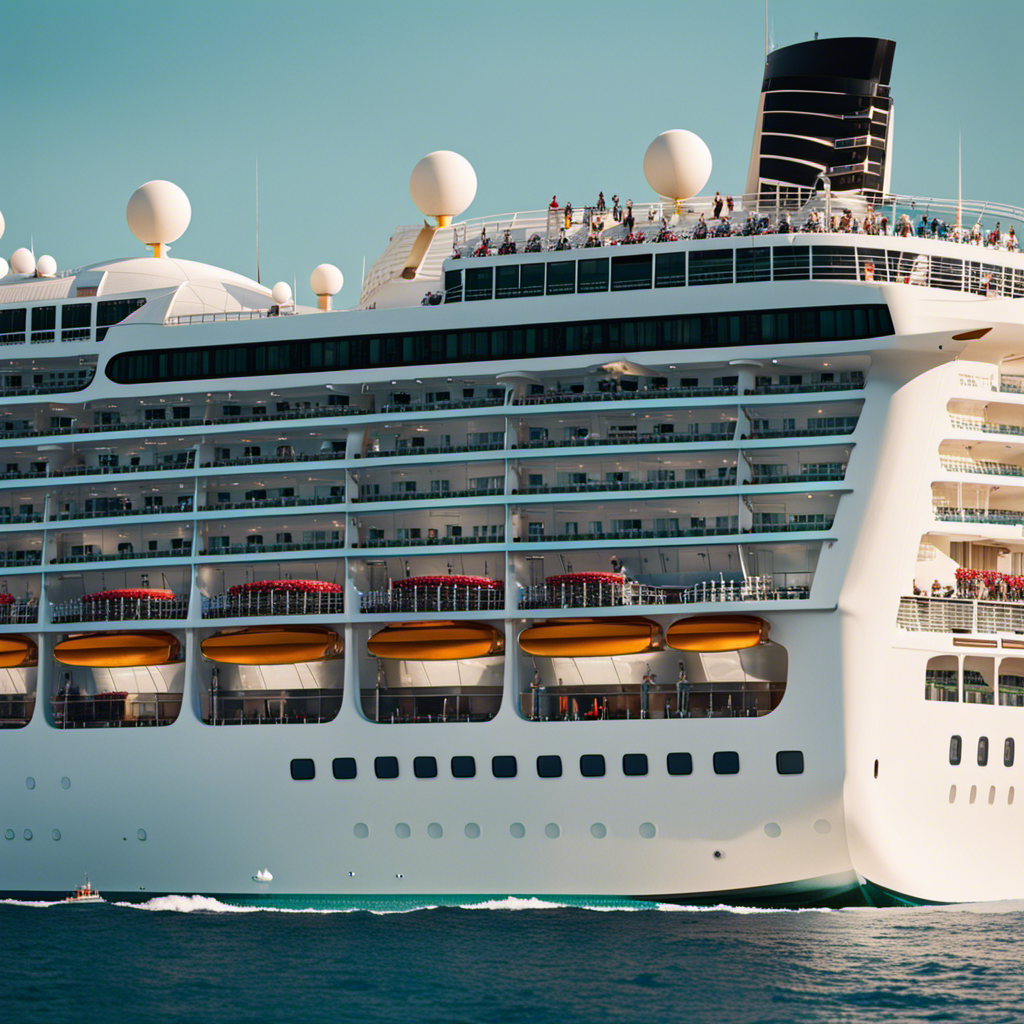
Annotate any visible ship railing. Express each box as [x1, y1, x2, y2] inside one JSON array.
[[56, 547, 191, 564], [365, 691, 500, 725], [358, 535, 505, 549], [51, 692, 182, 728], [521, 478, 736, 496], [750, 472, 845, 484], [896, 594, 1024, 634], [204, 691, 342, 726], [949, 415, 1024, 438], [0, 602, 39, 624], [357, 442, 505, 460], [52, 597, 190, 623], [353, 487, 503, 504], [0, 552, 41, 567], [199, 451, 346, 469], [514, 431, 734, 450], [748, 425, 857, 439], [0, 512, 43, 524], [940, 456, 1024, 478], [165, 309, 297, 326], [199, 494, 344, 512], [743, 381, 865, 395], [519, 580, 666, 609], [377, 397, 504, 415], [202, 591, 345, 618], [360, 586, 505, 613], [934, 506, 1024, 526], [749, 519, 834, 533], [52, 503, 193, 521], [199, 540, 345, 556], [511, 385, 736, 406], [999, 375, 1024, 395], [516, 524, 740, 544], [958, 372, 997, 390], [0, 378, 95, 398], [0, 695, 34, 727], [519, 681, 786, 721], [51, 458, 196, 478]]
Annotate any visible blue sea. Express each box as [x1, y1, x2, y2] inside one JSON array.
[[3, 895, 1023, 1023]]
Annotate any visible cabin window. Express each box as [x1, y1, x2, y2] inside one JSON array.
[[776, 750, 804, 775], [611, 254, 652, 291], [546, 261, 575, 295], [773, 247, 810, 280], [495, 265, 520, 300], [689, 249, 734, 286], [464, 267, 492, 302], [290, 758, 315, 781], [451, 755, 476, 778], [96, 298, 146, 340], [580, 754, 605, 777], [332, 757, 357, 779], [713, 751, 740, 775], [978, 737, 989, 767], [413, 756, 438, 779], [577, 258, 609, 294], [520, 263, 544, 297], [622, 753, 648, 776], [374, 756, 399, 779], [1005, 739, 1015, 768], [444, 269, 462, 303], [655, 252, 686, 288], [536, 755, 562, 778], [736, 248, 770, 282], [667, 752, 693, 776], [492, 755, 517, 778]]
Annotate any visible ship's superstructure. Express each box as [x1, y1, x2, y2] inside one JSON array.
[[3, 37, 1024, 906]]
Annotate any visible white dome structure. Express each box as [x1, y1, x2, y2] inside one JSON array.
[[643, 130, 713, 211], [409, 151, 477, 227], [271, 281, 292, 305], [126, 180, 192, 257], [9, 248, 35, 275], [35, 254, 56, 278], [310, 264, 343, 311], [0, 210, 5, 242], [0, 257, 8, 279]]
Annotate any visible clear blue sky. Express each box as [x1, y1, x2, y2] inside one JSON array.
[[4, 0, 1022, 304]]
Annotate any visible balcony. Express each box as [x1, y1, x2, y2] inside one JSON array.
[[748, 425, 857, 439], [199, 540, 345, 556], [52, 692, 182, 728], [358, 534, 504, 549], [949, 415, 1024, 437], [744, 381, 865, 396], [517, 523, 739, 544], [0, 552, 41, 567], [520, 475, 736, 496], [51, 460, 195, 479], [353, 487, 503, 505], [512, 385, 737, 406], [0, 600, 38, 624], [199, 451, 346, 470], [202, 590, 345, 619], [52, 501, 193, 522], [199, 495, 344, 512], [897, 595, 1024, 634], [55, 546, 192, 564], [358, 442, 504, 460], [52, 596, 190, 624], [516, 431, 733, 451], [934, 506, 1024, 527], [361, 576, 505, 613], [940, 457, 1024, 478]]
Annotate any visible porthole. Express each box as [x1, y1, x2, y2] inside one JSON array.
[[395, 823, 411, 839], [666, 752, 692, 776], [509, 822, 526, 839], [713, 751, 740, 775], [413, 756, 437, 779], [590, 823, 607, 839], [375, 756, 399, 779], [813, 819, 831, 834], [451, 756, 476, 778], [536, 755, 562, 778], [427, 823, 443, 839], [4, 829, 13, 840], [776, 751, 804, 775], [544, 823, 561, 839], [492, 756, 517, 778], [1009, 786, 1016, 805], [332, 758, 357, 780], [622, 753, 648, 776], [137, 829, 147, 841], [25, 777, 35, 790], [61, 777, 71, 790], [970, 785, 978, 804], [978, 737, 989, 767], [949, 785, 957, 804], [353, 822, 369, 839], [23, 829, 32, 841], [988, 786, 996, 806], [638, 822, 657, 839], [290, 758, 315, 781], [764, 822, 782, 838], [949, 736, 962, 766], [464, 822, 481, 839], [580, 754, 605, 777], [1004, 738, 1015, 768], [52, 829, 61, 841]]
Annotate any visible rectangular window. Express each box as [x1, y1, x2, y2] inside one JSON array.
[[736, 248, 770, 282], [332, 757, 357, 779], [492, 755, 517, 778], [949, 735, 962, 765], [536, 754, 562, 778], [290, 758, 315, 780], [776, 750, 804, 774], [374, 755, 399, 779], [580, 754, 606, 777], [713, 751, 740, 774], [451, 755, 476, 778], [654, 252, 686, 288], [577, 258, 609, 293], [0, 308, 27, 344], [689, 249, 734, 286], [546, 261, 575, 296], [610, 253, 652, 291], [520, 263, 544, 297], [495, 264, 519, 300], [444, 269, 462, 303], [464, 267, 493, 302], [30, 306, 56, 342], [812, 246, 856, 281], [773, 247, 810, 280], [96, 298, 146, 341], [413, 756, 438, 779], [622, 753, 648, 776], [666, 752, 693, 776]]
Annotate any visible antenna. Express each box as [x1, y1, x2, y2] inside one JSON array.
[[255, 156, 261, 285], [361, 255, 366, 291], [764, 0, 768, 59], [956, 131, 962, 232]]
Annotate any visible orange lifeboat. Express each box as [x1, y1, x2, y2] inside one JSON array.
[[518, 618, 662, 657], [0, 634, 37, 668], [201, 626, 341, 665], [666, 615, 769, 652], [367, 621, 503, 661], [54, 631, 180, 668]]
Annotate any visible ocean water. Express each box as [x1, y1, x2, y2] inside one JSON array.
[[3, 896, 1023, 1023]]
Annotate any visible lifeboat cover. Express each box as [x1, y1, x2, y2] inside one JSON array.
[[0, 634, 37, 668], [201, 627, 340, 665], [54, 631, 180, 667], [518, 618, 662, 657], [666, 614, 769, 652], [368, 621, 503, 661]]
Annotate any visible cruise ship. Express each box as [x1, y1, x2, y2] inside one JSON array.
[[2, 35, 1022, 907]]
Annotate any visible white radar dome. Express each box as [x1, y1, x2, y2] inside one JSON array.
[[271, 281, 292, 304], [0, 210, 5, 242], [35, 254, 56, 277], [310, 264, 343, 296], [409, 150, 477, 225], [0, 258, 7, 278], [9, 248, 35, 275], [126, 180, 192, 252], [643, 130, 713, 203]]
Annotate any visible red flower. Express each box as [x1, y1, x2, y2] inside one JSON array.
[[392, 575, 502, 590], [228, 579, 343, 596], [82, 588, 175, 602], [545, 572, 624, 587]]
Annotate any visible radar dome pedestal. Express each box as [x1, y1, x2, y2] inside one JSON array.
[[126, 180, 192, 258], [643, 130, 713, 214], [310, 264, 343, 311], [410, 151, 477, 227]]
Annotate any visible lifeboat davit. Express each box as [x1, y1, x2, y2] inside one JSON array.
[[54, 631, 180, 668], [201, 627, 341, 665], [367, 621, 503, 661], [518, 618, 662, 657], [0, 634, 37, 668], [666, 615, 769, 652]]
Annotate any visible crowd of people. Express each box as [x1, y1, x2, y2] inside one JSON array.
[[914, 568, 1024, 601]]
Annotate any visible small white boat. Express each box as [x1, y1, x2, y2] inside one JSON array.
[[59, 872, 104, 905]]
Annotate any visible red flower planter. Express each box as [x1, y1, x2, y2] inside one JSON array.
[[82, 588, 176, 603]]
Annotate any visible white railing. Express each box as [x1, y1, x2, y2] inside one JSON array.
[[897, 595, 1024, 634]]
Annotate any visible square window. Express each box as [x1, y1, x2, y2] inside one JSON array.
[[332, 757, 357, 780], [713, 751, 740, 775], [374, 756, 399, 779], [580, 754, 605, 777], [776, 750, 804, 775], [290, 758, 315, 781], [536, 755, 562, 778], [666, 752, 693, 776], [414, 756, 438, 779], [492, 755, 517, 779], [451, 755, 476, 778], [622, 753, 648, 776]]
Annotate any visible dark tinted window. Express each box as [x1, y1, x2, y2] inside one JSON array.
[[495, 265, 520, 299], [655, 251, 686, 288], [290, 758, 315, 781], [451, 755, 476, 778], [413, 756, 438, 779], [520, 263, 544, 297], [62, 302, 91, 328], [444, 269, 462, 302], [374, 756, 399, 779], [611, 254, 652, 291], [949, 735, 962, 765], [689, 249, 734, 285], [666, 752, 693, 776], [332, 757, 357, 779], [578, 258, 609, 293], [1005, 738, 1015, 767], [96, 298, 145, 340], [774, 247, 810, 280], [713, 751, 740, 775], [0, 309, 27, 336], [776, 750, 805, 775], [464, 267, 492, 301], [736, 248, 771, 282], [622, 753, 648, 776], [978, 737, 989, 767], [812, 246, 857, 280], [31, 306, 56, 331], [580, 754, 606, 777], [537, 755, 562, 778], [546, 262, 575, 295], [492, 755, 518, 778]]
